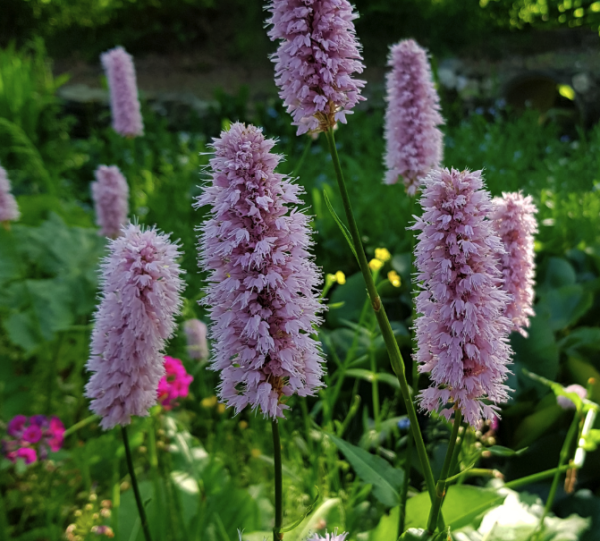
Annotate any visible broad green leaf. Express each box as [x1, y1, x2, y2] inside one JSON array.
[[285, 498, 344, 541], [345, 368, 400, 389], [328, 433, 404, 507], [536, 284, 593, 331], [558, 327, 600, 358], [513, 405, 563, 449], [542, 257, 576, 291]]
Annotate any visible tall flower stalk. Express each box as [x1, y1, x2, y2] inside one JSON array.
[[0, 164, 20, 227], [91, 165, 129, 238]]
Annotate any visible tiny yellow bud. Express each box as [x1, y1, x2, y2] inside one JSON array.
[[388, 270, 401, 288], [325, 273, 336, 286], [334, 271, 346, 285], [239, 420, 248, 430], [369, 258, 383, 271], [201, 395, 218, 408], [217, 403, 226, 414], [375, 248, 391, 262], [251, 448, 261, 458]]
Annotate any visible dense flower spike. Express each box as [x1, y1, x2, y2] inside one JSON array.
[[86, 224, 184, 429], [2, 415, 65, 464], [184, 319, 209, 360], [91, 165, 129, 238], [266, 0, 366, 135], [383, 40, 444, 196], [196, 122, 325, 418], [100, 46, 144, 137], [491, 192, 538, 336], [308, 531, 348, 541], [0, 164, 20, 223], [157, 356, 194, 409], [411, 168, 513, 426]]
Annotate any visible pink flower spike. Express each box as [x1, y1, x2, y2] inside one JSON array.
[[308, 531, 348, 541], [7, 415, 27, 437], [184, 319, 209, 360], [85, 224, 184, 430], [196, 123, 325, 419], [22, 425, 42, 444], [266, 0, 366, 135], [0, 165, 20, 223], [384, 40, 444, 195], [411, 168, 513, 427], [100, 46, 144, 138], [16, 447, 37, 465], [91, 165, 129, 238], [157, 356, 193, 409], [491, 192, 538, 336]]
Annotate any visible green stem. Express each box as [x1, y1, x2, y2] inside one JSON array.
[[121, 426, 152, 541], [272, 419, 283, 541], [503, 464, 574, 490], [399, 424, 413, 536], [324, 127, 440, 519], [426, 410, 463, 533], [448, 425, 466, 477], [292, 136, 313, 177], [111, 456, 121, 539], [63, 414, 100, 437]]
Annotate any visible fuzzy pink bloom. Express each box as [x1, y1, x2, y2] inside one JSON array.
[[384, 40, 444, 196], [266, 0, 366, 135], [2, 415, 65, 463], [157, 356, 194, 409], [46, 417, 65, 452], [22, 425, 42, 444], [184, 319, 209, 360], [196, 123, 325, 418], [411, 168, 513, 426], [85, 224, 184, 429], [7, 415, 27, 437], [15, 447, 37, 464], [308, 532, 348, 541], [100, 46, 144, 138], [91, 165, 129, 238], [0, 165, 20, 222], [557, 384, 587, 410], [491, 192, 538, 337]]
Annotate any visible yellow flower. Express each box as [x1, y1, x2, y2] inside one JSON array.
[[335, 271, 346, 285], [217, 403, 226, 414], [369, 258, 383, 271], [388, 270, 401, 288], [201, 395, 218, 408], [251, 448, 261, 458], [239, 420, 248, 430], [375, 248, 391, 262]]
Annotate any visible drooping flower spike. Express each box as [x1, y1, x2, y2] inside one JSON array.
[[91, 165, 129, 238], [184, 319, 209, 361], [86, 224, 184, 429], [411, 168, 513, 426], [100, 46, 144, 138], [384, 39, 444, 196], [266, 0, 366, 135], [196, 122, 325, 418], [491, 192, 538, 336], [0, 164, 20, 223]]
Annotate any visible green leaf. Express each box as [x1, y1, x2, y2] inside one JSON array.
[[284, 498, 344, 541], [558, 327, 600, 357], [345, 368, 400, 389], [485, 445, 528, 457], [536, 284, 593, 331], [522, 368, 595, 412], [323, 190, 358, 263], [280, 489, 319, 533], [542, 257, 576, 291], [328, 433, 404, 507]]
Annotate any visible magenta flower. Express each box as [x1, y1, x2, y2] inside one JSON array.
[[14, 447, 37, 465], [7, 415, 27, 437], [85, 224, 184, 430], [411, 168, 513, 426], [91, 165, 129, 238], [491, 192, 538, 336], [184, 319, 209, 360], [196, 123, 325, 418], [0, 164, 20, 223], [557, 384, 587, 410], [383, 40, 444, 196], [157, 356, 194, 409], [100, 46, 144, 138], [2, 415, 65, 464], [22, 425, 42, 444], [266, 0, 366, 135]]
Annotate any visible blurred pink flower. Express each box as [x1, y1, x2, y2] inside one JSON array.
[[15, 447, 37, 464], [157, 356, 194, 409], [557, 384, 587, 410], [7, 415, 27, 437], [2, 414, 65, 464], [22, 425, 42, 444], [91, 165, 129, 238], [184, 319, 209, 361], [0, 164, 20, 223]]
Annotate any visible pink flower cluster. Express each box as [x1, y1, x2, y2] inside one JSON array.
[[266, 0, 366, 134], [100, 46, 144, 138], [197, 123, 325, 418], [412, 168, 513, 426], [2, 415, 65, 464], [383, 40, 444, 196], [157, 356, 194, 410], [184, 319, 209, 361], [0, 164, 20, 222], [86, 224, 184, 430], [91, 165, 129, 238], [491, 192, 538, 336]]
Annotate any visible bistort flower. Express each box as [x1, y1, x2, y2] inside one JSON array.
[[157, 356, 194, 409], [86, 224, 184, 429], [491, 192, 538, 336], [266, 0, 366, 135], [308, 531, 348, 541], [196, 122, 325, 418], [384, 39, 444, 196], [100, 46, 144, 137], [184, 319, 209, 360], [411, 168, 513, 426], [91, 165, 129, 238], [0, 164, 20, 223]]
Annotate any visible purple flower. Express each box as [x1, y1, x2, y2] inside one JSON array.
[[22, 425, 42, 444], [157, 356, 194, 410], [196, 123, 325, 418], [2, 415, 65, 464], [7, 415, 27, 437], [491, 192, 538, 337], [383, 40, 444, 196], [411, 168, 513, 426], [184, 319, 209, 360], [100, 46, 144, 138], [0, 164, 20, 223], [85, 224, 184, 429], [308, 532, 348, 541], [557, 384, 587, 410], [91, 165, 129, 238], [266, 0, 366, 135]]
